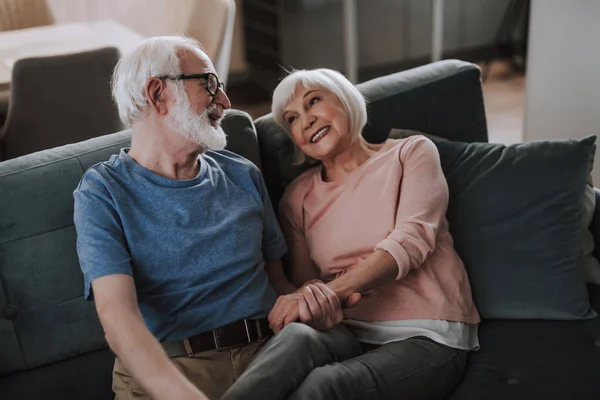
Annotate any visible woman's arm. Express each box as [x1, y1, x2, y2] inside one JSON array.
[[328, 136, 449, 302], [278, 193, 322, 287], [327, 249, 398, 303]]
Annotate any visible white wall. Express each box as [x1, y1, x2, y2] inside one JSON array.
[[524, 0, 600, 183]]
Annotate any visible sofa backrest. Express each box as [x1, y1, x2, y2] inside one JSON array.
[[254, 59, 488, 210], [0, 131, 131, 377], [0, 110, 259, 386]]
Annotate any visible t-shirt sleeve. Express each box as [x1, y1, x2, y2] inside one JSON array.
[[374, 136, 449, 279], [73, 172, 133, 300], [253, 171, 287, 261]]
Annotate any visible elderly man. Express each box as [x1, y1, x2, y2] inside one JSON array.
[[73, 36, 358, 400]]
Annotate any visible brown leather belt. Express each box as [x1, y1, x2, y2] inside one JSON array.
[[161, 318, 273, 357]]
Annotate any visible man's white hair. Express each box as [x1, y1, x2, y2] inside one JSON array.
[[271, 68, 368, 163], [111, 36, 203, 127]]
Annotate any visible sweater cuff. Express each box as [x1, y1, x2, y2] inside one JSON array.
[[375, 238, 411, 280]]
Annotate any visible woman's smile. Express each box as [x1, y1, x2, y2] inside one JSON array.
[[310, 126, 331, 143]]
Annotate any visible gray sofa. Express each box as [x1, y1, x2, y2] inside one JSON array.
[[1, 60, 599, 400]]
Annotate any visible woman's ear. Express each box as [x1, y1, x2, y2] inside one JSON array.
[[145, 77, 169, 116]]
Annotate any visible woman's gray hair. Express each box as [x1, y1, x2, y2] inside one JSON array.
[[271, 68, 368, 164], [111, 36, 203, 127]]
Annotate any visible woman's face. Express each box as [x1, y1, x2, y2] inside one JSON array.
[[283, 85, 350, 161]]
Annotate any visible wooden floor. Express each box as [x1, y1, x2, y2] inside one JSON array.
[[480, 61, 525, 144], [234, 61, 525, 145]]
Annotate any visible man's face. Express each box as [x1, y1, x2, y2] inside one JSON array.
[[164, 49, 232, 151]]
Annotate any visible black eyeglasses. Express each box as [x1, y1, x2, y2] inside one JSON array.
[[158, 72, 224, 96]]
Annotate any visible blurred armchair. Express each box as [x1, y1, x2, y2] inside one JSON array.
[[186, 0, 236, 86], [0, 47, 123, 160], [0, 0, 54, 31]]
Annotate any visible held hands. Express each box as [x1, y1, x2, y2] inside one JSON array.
[[268, 280, 362, 333]]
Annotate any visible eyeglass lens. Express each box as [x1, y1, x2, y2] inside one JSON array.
[[206, 74, 218, 96]]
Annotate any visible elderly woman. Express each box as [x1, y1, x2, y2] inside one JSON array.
[[223, 69, 480, 400]]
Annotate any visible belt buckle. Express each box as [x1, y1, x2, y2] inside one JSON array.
[[254, 319, 263, 340], [245, 319, 265, 341], [182, 338, 194, 357], [243, 319, 253, 343], [212, 319, 261, 352], [213, 329, 224, 351]]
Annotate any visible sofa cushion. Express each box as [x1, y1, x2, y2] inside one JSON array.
[[436, 136, 597, 320], [448, 285, 600, 400], [221, 110, 263, 170], [0, 348, 114, 400], [0, 130, 131, 376]]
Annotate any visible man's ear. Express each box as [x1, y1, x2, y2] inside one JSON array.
[[145, 77, 169, 115]]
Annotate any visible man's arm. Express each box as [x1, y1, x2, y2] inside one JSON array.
[[93, 274, 207, 400], [265, 259, 297, 296]]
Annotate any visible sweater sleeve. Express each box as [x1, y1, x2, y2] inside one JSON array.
[[278, 182, 322, 288], [375, 136, 449, 280]]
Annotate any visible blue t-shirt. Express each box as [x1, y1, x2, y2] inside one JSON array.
[[73, 149, 287, 340]]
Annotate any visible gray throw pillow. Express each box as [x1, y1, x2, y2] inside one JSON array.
[[392, 128, 600, 286], [436, 136, 597, 320]]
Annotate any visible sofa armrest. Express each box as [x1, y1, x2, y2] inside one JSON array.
[[591, 188, 600, 260], [356, 60, 488, 144]]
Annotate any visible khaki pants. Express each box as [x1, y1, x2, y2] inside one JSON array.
[[112, 338, 268, 400]]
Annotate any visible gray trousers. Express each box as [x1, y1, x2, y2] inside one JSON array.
[[222, 322, 468, 400]]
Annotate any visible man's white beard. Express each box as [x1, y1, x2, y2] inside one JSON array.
[[165, 95, 227, 151]]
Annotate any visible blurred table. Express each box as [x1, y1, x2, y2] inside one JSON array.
[[0, 19, 145, 90]]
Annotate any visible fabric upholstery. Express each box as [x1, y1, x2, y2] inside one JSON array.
[[255, 59, 488, 211], [0, 47, 123, 160], [0, 348, 114, 400], [356, 60, 488, 144], [0, 131, 130, 376], [448, 285, 600, 400], [435, 137, 596, 320], [582, 185, 600, 284], [220, 109, 263, 170], [590, 188, 600, 263], [388, 128, 449, 142]]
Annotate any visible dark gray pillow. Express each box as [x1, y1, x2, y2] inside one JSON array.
[[436, 136, 597, 320]]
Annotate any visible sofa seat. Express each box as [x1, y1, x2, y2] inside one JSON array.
[[449, 284, 600, 400]]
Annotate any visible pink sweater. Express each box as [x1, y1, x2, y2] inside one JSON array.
[[279, 136, 480, 324]]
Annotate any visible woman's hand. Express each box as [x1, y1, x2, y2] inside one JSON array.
[[268, 283, 342, 333], [268, 282, 362, 333], [297, 282, 343, 331]]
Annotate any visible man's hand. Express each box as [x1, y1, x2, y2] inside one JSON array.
[[268, 291, 304, 333]]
